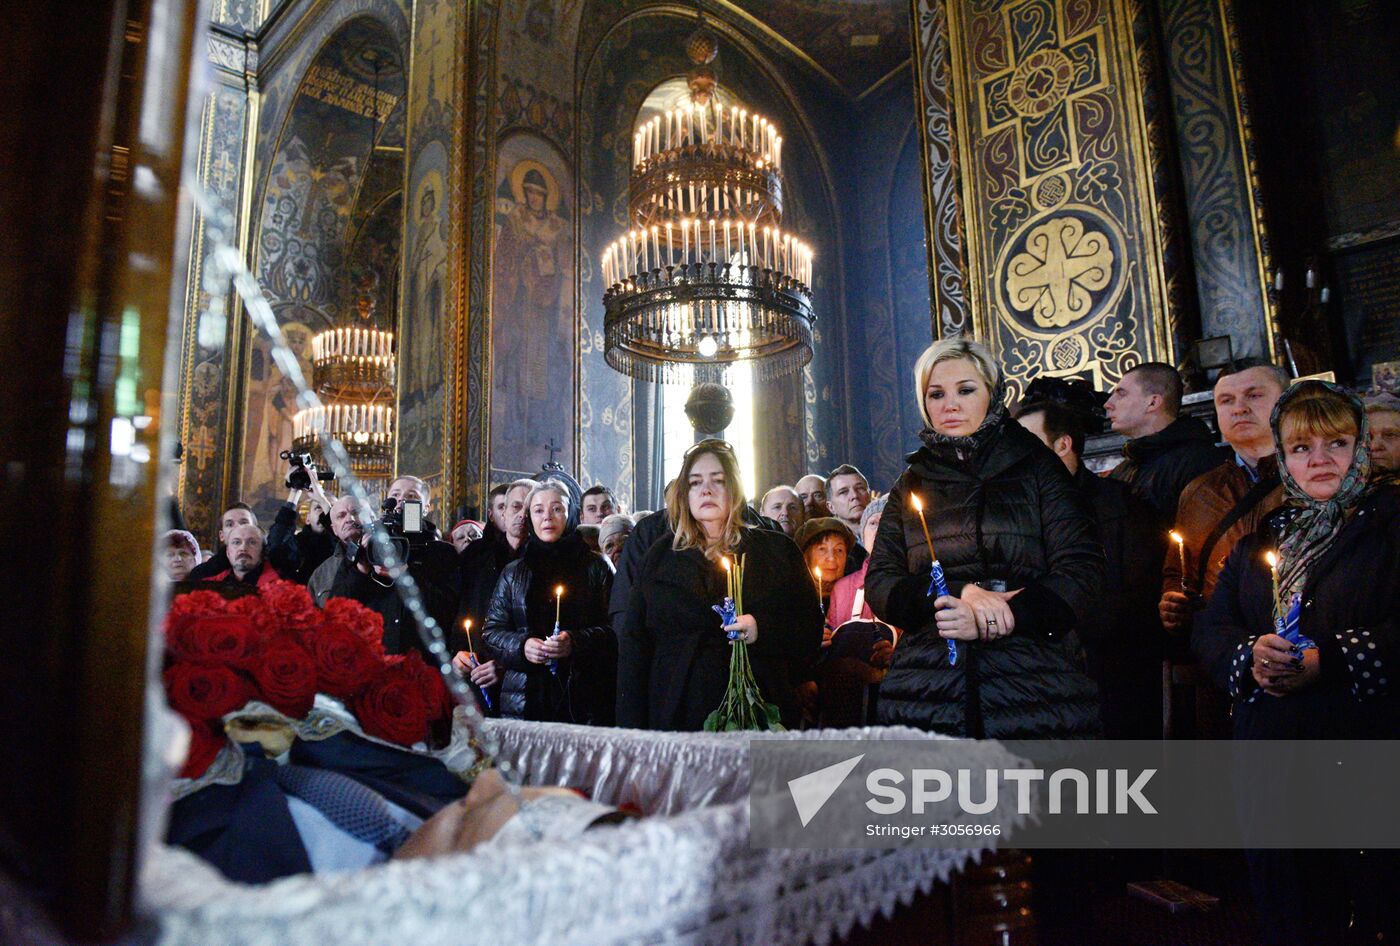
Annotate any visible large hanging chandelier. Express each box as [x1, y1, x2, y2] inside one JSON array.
[[602, 18, 815, 384]]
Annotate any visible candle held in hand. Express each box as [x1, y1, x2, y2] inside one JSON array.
[[554, 585, 564, 626], [1265, 551, 1280, 620], [911, 493, 936, 560], [463, 618, 475, 653], [1170, 531, 1187, 590]]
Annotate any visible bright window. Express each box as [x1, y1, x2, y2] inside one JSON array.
[[661, 361, 756, 500]]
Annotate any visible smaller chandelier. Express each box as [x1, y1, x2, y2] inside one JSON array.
[[293, 326, 397, 484], [292, 402, 395, 481], [602, 23, 815, 384]]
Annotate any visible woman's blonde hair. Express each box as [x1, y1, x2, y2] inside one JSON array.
[[912, 337, 1002, 428], [1278, 384, 1361, 445], [668, 439, 747, 560]]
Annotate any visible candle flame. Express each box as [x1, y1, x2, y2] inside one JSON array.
[[1170, 530, 1184, 546], [911, 494, 924, 513], [814, 567, 822, 580], [722, 556, 732, 572], [463, 618, 472, 632], [555, 585, 564, 597], [1265, 551, 1278, 568]]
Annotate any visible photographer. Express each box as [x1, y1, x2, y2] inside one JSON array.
[[293, 484, 337, 585], [308, 495, 362, 606], [326, 484, 461, 659]]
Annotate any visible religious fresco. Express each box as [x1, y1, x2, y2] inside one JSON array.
[[490, 133, 575, 479], [398, 140, 449, 482], [938, 0, 1184, 402], [239, 13, 408, 520], [396, 0, 462, 502]]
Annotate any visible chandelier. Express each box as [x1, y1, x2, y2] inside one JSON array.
[[601, 20, 815, 384], [292, 324, 396, 484]]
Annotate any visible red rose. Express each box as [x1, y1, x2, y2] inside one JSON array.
[[180, 720, 228, 780], [251, 639, 318, 718], [164, 591, 228, 649], [224, 594, 279, 637], [169, 614, 261, 669], [352, 658, 430, 746], [164, 662, 255, 722], [307, 623, 383, 698], [400, 650, 453, 721], [260, 580, 320, 633], [322, 597, 386, 653]]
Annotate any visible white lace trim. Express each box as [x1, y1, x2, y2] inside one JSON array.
[[8, 723, 1021, 946]]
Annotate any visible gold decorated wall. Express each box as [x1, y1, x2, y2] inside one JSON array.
[[939, 0, 1185, 401]]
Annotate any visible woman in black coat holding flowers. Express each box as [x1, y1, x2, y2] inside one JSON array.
[[865, 338, 1103, 739], [616, 440, 824, 731], [482, 482, 615, 724], [1193, 381, 1400, 946]]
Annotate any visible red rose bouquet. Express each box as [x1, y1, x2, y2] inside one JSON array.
[[161, 580, 455, 779]]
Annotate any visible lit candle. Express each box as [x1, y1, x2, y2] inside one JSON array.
[[1170, 531, 1187, 590], [1265, 551, 1280, 620], [463, 618, 475, 653], [554, 584, 564, 626], [813, 565, 822, 595], [911, 494, 936, 560], [722, 555, 733, 601]]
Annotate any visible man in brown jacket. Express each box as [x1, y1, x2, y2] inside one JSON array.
[[1160, 362, 1288, 630]]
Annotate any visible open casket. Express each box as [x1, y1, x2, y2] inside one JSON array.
[[6, 719, 1023, 946]]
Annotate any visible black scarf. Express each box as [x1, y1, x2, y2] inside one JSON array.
[[521, 532, 595, 637], [917, 374, 1011, 467]]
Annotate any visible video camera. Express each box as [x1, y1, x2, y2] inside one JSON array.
[[280, 450, 335, 491], [351, 497, 428, 568]]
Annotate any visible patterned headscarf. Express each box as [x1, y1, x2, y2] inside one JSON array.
[[1270, 380, 1371, 603]]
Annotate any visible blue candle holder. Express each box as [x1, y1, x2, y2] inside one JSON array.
[[466, 653, 494, 710], [927, 560, 957, 666]]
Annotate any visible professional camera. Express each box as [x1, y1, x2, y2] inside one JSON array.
[[352, 497, 428, 568], [280, 450, 335, 491]]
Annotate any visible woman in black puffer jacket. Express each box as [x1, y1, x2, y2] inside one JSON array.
[[482, 482, 615, 724], [866, 338, 1103, 738]]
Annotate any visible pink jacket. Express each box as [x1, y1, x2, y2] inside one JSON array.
[[827, 561, 872, 633]]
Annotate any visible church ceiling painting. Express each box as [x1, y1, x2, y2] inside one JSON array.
[[240, 11, 408, 519], [942, 0, 1181, 402], [719, 0, 909, 98]]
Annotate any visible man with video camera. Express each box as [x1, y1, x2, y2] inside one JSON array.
[[326, 475, 460, 659]]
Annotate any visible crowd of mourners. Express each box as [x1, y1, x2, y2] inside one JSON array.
[[162, 337, 1400, 946]]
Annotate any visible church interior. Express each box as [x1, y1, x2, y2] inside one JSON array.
[[3, 0, 1399, 944]]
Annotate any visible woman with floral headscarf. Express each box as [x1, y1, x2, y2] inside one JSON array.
[[1194, 380, 1400, 946], [865, 338, 1104, 739]]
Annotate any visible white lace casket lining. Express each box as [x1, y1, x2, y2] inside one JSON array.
[[11, 722, 1027, 946]]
